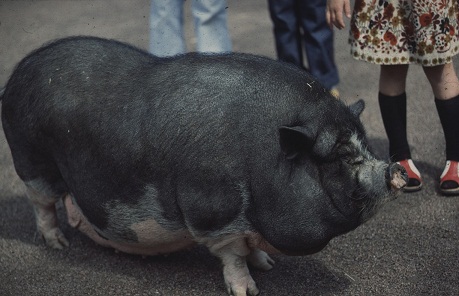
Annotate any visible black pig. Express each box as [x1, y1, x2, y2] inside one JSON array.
[[1, 36, 407, 296]]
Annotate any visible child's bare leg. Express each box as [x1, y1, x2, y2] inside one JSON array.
[[423, 63, 459, 100]]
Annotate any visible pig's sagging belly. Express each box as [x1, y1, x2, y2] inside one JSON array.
[[63, 195, 195, 255]]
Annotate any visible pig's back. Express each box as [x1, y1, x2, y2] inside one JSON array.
[[3, 36, 323, 175]]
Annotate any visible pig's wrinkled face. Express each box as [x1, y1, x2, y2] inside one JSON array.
[[287, 100, 407, 223], [316, 130, 402, 223], [269, 100, 407, 254], [248, 100, 408, 256]]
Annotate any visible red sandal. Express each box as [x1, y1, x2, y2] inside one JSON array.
[[440, 161, 459, 196], [397, 159, 422, 192]]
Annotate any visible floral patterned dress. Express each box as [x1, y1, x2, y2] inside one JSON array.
[[349, 0, 459, 66]]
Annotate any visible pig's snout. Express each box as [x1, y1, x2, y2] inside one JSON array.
[[386, 163, 408, 190]]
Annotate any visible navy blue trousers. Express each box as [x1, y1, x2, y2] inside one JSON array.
[[268, 0, 339, 89]]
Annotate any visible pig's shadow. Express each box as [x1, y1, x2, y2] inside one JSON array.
[[86, 243, 352, 295], [0, 196, 351, 295]]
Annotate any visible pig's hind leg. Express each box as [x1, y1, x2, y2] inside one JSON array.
[[5, 117, 70, 249], [24, 178, 69, 249]]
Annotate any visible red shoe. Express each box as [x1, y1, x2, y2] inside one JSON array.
[[439, 160, 459, 196], [397, 159, 422, 192]]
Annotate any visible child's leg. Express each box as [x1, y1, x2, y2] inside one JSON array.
[[379, 64, 409, 96], [423, 63, 459, 100], [378, 65, 410, 161], [379, 65, 422, 191], [424, 63, 459, 161], [424, 63, 459, 194]]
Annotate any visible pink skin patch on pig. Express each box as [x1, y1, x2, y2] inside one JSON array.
[[63, 195, 195, 255]]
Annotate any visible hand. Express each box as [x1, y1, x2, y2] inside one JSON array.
[[326, 0, 352, 30]]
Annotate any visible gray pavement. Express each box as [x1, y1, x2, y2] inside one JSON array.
[[0, 1, 458, 295]]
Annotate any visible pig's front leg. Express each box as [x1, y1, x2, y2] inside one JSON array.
[[205, 236, 259, 296], [247, 248, 275, 271]]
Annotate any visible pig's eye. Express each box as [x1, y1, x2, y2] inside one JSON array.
[[347, 156, 364, 165], [336, 144, 363, 165], [335, 142, 352, 157]]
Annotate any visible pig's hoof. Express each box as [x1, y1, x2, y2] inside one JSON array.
[[42, 228, 69, 249], [227, 278, 259, 296], [247, 249, 275, 271]]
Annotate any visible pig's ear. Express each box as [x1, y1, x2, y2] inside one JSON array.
[[349, 99, 365, 117], [279, 126, 314, 160], [280, 126, 336, 160]]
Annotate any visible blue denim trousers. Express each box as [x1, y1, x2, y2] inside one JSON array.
[[150, 0, 232, 56], [268, 0, 339, 89]]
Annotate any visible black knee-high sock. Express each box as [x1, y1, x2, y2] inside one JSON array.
[[378, 92, 411, 162], [435, 95, 459, 161]]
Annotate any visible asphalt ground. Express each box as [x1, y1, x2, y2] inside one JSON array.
[[0, 1, 458, 295]]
